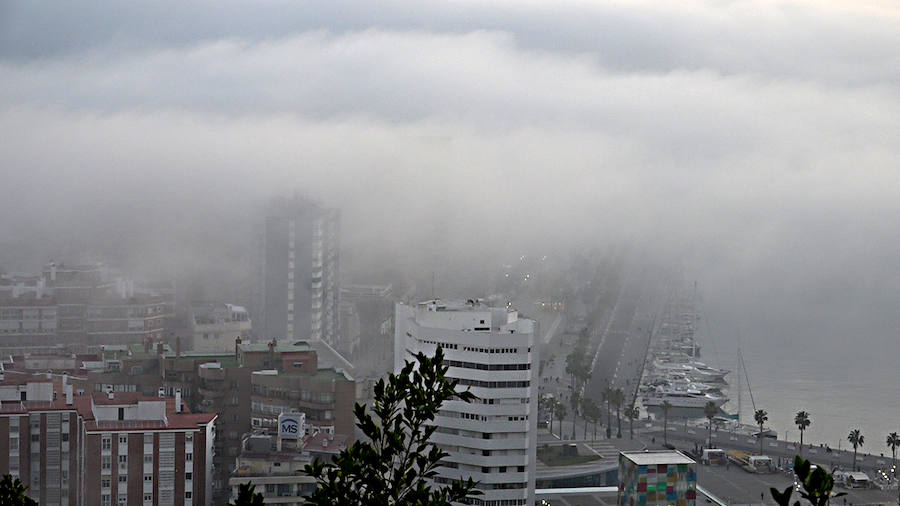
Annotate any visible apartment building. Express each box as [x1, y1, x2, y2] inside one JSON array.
[[394, 299, 539, 506], [0, 263, 175, 347], [0, 372, 216, 506], [260, 197, 340, 347], [188, 303, 252, 353]]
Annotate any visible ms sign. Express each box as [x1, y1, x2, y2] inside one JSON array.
[[278, 413, 302, 440]]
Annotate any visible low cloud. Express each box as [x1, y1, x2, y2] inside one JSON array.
[[0, 2, 899, 351]]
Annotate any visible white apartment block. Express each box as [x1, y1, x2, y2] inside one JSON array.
[[395, 299, 538, 506]]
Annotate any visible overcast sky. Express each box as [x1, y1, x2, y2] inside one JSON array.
[[1, 0, 899, 352]]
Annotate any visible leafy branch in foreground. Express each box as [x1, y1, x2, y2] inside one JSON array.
[[304, 346, 481, 505], [229, 482, 265, 506], [0, 474, 37, 506], [769, 455, 845, 506]]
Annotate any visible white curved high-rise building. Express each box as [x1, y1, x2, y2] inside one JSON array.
[[395, 299, 538, 506]]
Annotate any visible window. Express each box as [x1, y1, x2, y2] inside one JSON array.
[[143, 455, 152, 463], [185, 472, 192, 480], [61, 433, 69, 442], [185, 453, 193, 461], [118, 455, 128, 464], [185, 491, 192, 499], [102, 478, 111, 488], [119, 435, 128, 444], [31, 434, 39, 443], [101, 494, 111, 506], [102, 455, 112, 470], [119, 475, 128, 483], [185, 434, 193, 442], [102, 437, 112, 450], [144, 475, 153, 482], [143, 494, 152, 502]]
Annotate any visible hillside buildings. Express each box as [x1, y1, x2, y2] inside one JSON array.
[[259, 197, 340, 347], [394, 299, 538, 506]]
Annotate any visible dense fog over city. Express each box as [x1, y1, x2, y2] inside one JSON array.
[[2, 0, 900, 370], [4, 2, 900, 503]]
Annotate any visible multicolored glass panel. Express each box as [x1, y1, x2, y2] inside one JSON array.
[[618, 457, 697, 506]]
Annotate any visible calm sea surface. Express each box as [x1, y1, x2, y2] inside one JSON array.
[[698, 334, 900, 455]]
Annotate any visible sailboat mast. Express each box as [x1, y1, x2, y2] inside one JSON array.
[[739, 349, 757, 413], [736, 349, 742, 425]]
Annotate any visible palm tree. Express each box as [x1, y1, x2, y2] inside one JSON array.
[[583, 398, 601, 441], [661, 400, 673, 446], [612, 388, 625, 438], [625, 404, 640, 440], [704, 401, 718, 449], [602, 387, 613, 438], [545, 397, 557, 436], [554, 402, 567, 440], [794, 411, 811, 456], [580, 397, 588, 440], [887, 432, 900, 478], [754, 409, 768, 455], [848, 429, 864, 471], [570, 390, 582, 439], [0, 474, 37, 506]]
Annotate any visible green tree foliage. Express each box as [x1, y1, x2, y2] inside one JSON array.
[[794, 411, 811, 456], [769, 456, 845, 506], [304, 347, 481, 505], [0, 474, 37, 506], [230, 482, 265, 506], [847, 429, 864, 471], [754, 409, 768, 455]]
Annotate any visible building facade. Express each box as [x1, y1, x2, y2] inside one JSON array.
[[261, 198, 340, 347], [394, 299, 538, 506], [0, 263, 175, 347], [227, 432, 341, 506], [0, 373, 216, 506], [188, 303, 251, 353]]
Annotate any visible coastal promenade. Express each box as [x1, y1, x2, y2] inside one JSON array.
[[536, 425, 899, 505], [650, 422, 899, 475]]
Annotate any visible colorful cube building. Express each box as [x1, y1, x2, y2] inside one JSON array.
[[618, 451, 697, 506]]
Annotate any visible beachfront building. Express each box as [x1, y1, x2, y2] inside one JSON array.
[[394, 299, 538, 506]]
